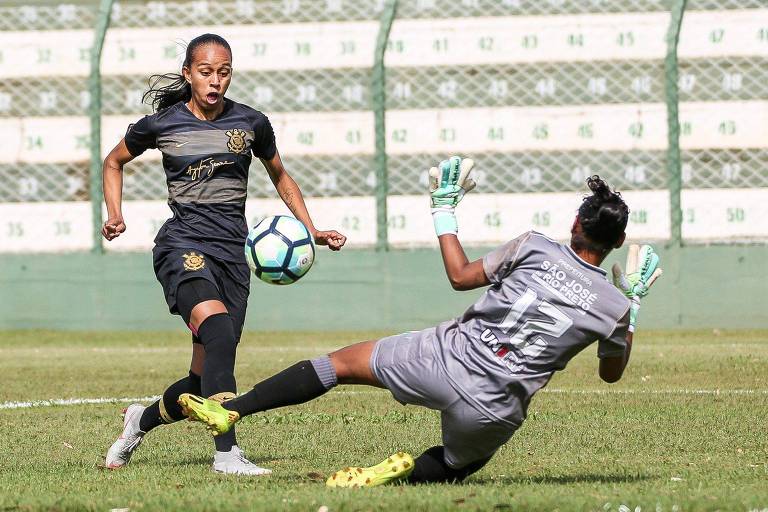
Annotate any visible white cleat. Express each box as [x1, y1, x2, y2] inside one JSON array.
[[105, 403, 146, 469], [213, 446, 272, 476]]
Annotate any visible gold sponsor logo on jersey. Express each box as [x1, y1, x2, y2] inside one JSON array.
[[226, 128, 248, 154], [187, 157, 234, 180], [182, 252, 205, 271]]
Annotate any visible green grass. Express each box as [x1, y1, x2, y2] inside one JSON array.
[[1, 329, 767, 511]]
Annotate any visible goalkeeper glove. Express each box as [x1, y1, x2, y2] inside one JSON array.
[[611, 244, 663, 332], [428, 156, 476, 236]]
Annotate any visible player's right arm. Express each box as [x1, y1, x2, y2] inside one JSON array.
[[102, 139, 136, 241], [428, 156, 488, 291], [437, 234, 489, 291], [103, 114, 157, 241]]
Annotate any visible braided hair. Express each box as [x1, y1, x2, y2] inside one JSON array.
[[573, 175, 629, 253], [142, 33, 232, 112]]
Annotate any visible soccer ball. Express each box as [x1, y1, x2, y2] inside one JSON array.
[[245, 215, 315, 285]]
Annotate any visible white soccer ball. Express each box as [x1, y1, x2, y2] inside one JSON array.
[[245, 215, 315, 285]]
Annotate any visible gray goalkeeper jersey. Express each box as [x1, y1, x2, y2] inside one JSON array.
[[434, 231, 631, 427]]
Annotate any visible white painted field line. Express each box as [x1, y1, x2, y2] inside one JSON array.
[[3, 388, 766, 411], [2, 343, 766, 357], [541, 388, 768, 396], [338, 389, 768, 396], [0, 346, 345, 356], [0, 396, 161, 410]]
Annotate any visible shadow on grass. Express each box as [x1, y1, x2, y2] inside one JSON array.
[[472, 473, 654, 485], [225, 472, 656, 486], [165, 454, 300, 467]]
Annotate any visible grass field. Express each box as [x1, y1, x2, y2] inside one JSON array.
[[1, 329, 766, 511]]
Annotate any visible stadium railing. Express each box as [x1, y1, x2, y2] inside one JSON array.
[[0, 0, 765, 255]]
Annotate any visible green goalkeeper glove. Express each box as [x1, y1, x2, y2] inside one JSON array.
[[611, 244, 663, 332], [428, 156, 476, 236]]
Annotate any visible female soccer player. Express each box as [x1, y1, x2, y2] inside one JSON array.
[[103, 33, 346, 475], [178, 159, 662, 485]]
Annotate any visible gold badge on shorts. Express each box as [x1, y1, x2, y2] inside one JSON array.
[[225, 128, 247, 154], [182, 252, 205, 271]]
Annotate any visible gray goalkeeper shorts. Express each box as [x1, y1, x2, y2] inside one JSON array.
[[370, 328, 517, 468]]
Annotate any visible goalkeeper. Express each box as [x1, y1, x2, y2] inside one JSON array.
[[179, 158, 662, 485]]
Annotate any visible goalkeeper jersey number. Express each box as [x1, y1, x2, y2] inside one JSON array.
[[434, 231, 631, 427]]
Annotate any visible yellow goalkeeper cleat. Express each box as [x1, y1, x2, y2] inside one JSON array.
[[326, 452, 415, 488], [177, 393, 240, 436]]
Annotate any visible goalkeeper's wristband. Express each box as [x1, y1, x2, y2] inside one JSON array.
[[432, 208, 458, 237], [628, 297, 641, 333]]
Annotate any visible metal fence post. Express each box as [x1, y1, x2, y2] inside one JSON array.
[[89, 0, 115, 254], [372, 0, 398, 252], [664, 0, 688, 247]]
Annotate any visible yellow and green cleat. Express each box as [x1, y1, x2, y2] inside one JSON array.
[[326, 452, 415, 488], [177, 393, 240, 436]]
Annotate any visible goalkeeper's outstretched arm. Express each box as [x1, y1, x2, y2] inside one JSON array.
[[599, 244, 662, 383], [427, 156, 488, 291], [599, 331, 633, 383], [437, 234, 489, 291]]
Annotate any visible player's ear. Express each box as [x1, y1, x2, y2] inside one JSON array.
[[614, 232, 626, 249], [182, 66, 192, 84]]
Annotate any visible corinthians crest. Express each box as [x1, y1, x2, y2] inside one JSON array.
[[225, 128, 248, 154], [182, 252, 205, 271]]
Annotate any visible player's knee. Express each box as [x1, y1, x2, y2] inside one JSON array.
[[189, 301, 228, 331], [176, 278, 225, 329]]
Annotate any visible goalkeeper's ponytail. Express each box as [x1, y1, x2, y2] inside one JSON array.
[[575, 175, 629, 253]]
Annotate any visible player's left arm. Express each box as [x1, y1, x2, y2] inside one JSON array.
[[599, 245, 663, 383], [599, 331, 633, 383], [261, 149, 346, 251]]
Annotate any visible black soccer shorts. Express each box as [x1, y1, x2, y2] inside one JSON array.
[[152, 246, 250, 342]]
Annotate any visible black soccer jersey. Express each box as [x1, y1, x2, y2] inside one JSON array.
[[124, 99, 277, 262]]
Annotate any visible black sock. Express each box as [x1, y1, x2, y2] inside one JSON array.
[[214, 426, 237, 452], [198, 313, 239, 452], [224, 358, 336, 417], [406, 446, 491, 484], [139, 372, 202, 432]]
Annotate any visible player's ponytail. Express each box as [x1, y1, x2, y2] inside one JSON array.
[[142, 73, 190, 112], [142, 33, 232, 112], [576, 175, 629, 252]]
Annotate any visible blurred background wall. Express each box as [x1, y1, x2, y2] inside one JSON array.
[[0, 0, 765, 330]]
